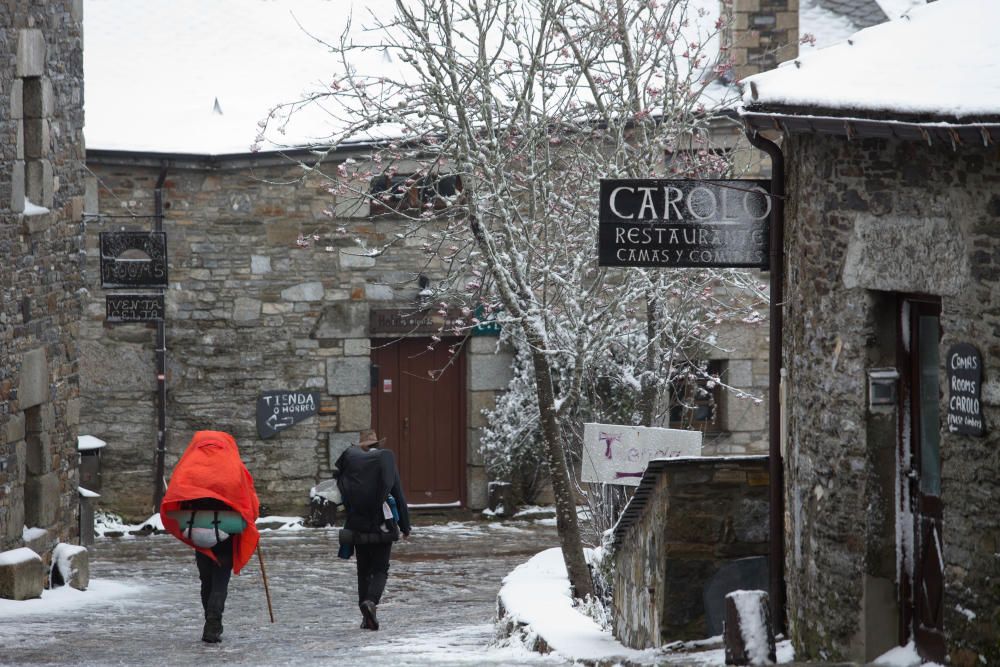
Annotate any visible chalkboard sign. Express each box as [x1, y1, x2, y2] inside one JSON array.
[[106, 294, 165, 322], [100, 231, 168, 288], [946, 343, 985, 437], [256, 390, 321, 440]]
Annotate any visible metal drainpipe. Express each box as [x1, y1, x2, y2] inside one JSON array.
[[744, 126, 786, 634], [152, 165, 169, 512]]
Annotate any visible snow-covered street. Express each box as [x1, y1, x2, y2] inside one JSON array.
[[0, 513, 571, 666]]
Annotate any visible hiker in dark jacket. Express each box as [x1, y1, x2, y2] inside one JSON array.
[[334, 429, 411, 631]]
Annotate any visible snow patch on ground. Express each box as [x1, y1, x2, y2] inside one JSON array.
[[256, 515, 306, 530], [497, 547, 795, 665], [362, 623, 564, 665], [874, 641, 946, 667], [0, 579, 141, 619], [497, 547, 663, 663]]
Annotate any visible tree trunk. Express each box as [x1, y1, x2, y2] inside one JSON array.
[[639, 290, 660, 426], [527, 334, 595, 600]]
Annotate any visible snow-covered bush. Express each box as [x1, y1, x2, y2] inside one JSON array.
[[480, 338, 548, 503]]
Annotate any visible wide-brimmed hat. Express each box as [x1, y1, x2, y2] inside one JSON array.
[[357, 429, 385, 447]]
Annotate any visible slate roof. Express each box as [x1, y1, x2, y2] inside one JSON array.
[[814, 0, 888, 29]]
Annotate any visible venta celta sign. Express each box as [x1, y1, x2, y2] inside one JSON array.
[[598, 179, 771, 269]]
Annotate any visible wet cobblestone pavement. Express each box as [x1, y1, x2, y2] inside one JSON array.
[[0, 512, 573, 666]]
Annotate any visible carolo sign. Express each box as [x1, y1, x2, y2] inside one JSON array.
[[598, 179, 771, 269]]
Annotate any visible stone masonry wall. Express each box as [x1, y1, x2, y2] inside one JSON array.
[[0, 1, 86, 555], [82, 154, 507, 518], [612, 457, 769, 648], [724, 0, 799, 83], [783, 133, 1000, 664]]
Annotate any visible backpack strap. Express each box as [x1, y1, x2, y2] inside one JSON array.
[[183, 510, 196, 541], [212, 510, 223, 543]]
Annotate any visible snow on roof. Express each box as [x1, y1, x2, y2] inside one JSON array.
[[816, 0, 887, 29], [85, 0, 730, 156], [84, 0, 401, 155], [741, 0, 1000, 120], [800, 0, 873, 51]]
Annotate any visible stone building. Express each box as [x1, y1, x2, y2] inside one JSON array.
[[82, 149, 514, 517], [741, 0, 1000, 663], [80, 2, 777, 520], [0, 0, 88, 596]]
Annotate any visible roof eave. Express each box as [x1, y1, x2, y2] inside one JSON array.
[[85, 139, 386, 168], [740, 107, 1000, 149]]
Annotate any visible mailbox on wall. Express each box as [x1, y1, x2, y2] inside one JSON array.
[[867, 368, 899, 409]]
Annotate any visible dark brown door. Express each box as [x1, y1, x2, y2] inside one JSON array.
[[901, 298, 945, 662], [371, 338, 465, 505]]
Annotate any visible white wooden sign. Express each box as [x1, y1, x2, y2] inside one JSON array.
[[581, 423, 702, 486]]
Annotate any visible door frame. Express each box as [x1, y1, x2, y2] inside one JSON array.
[[370, 336, 468, 506], [896, 295, 944, 661]]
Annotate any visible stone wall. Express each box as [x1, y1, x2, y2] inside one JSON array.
[[704, 318, 770, 455], [783, 133, 1000, 664], [612, 456, 769, 648], [0, 1, 86, 555], [82, 153, 509, 518]]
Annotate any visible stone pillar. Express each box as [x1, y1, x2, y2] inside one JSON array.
[[724, 0, 799, 82], [466, 336, 513, 510]]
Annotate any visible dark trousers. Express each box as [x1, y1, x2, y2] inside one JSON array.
[[355, 542, 392, 605], [195, 539, 233, 620]]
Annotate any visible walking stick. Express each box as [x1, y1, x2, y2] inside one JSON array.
[[257, 544, 275, 623]]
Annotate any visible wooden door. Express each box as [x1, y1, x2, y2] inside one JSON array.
[[901, 298, 945, 662], [371, 338, 465, 505]]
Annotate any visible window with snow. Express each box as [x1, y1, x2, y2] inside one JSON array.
[[669, 360, 724, 432], [369, 173, 464, 217]]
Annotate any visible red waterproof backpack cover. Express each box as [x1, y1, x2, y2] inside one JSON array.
[[161, 431, 260, 574]]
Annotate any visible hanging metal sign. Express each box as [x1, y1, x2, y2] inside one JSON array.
[[946, 343, 985, 436], [100, 231, 168, 288], [105, 294, 165, 323], [598, 179, 771, 269], [256, 390, 321, 440]]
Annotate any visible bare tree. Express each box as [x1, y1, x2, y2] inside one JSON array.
[[263, 0, 763, 601]]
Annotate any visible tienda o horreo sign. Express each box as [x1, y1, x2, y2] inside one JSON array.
[[598, 179, 771, 269]]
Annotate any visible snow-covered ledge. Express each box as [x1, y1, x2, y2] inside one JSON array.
[[22, 200, 50, 216]]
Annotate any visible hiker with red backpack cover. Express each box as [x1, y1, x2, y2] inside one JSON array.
[[161, 431, 261, 643]]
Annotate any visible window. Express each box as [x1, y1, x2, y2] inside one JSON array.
[[369, 173, 464, 216], [669, 360, 724, 431]]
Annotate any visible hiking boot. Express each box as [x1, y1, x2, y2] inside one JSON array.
[[360, 600, 379, 631], [202, 618, 223, 643]]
